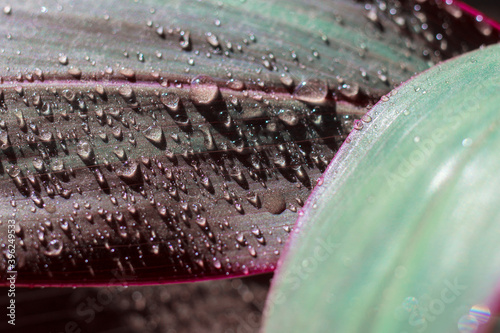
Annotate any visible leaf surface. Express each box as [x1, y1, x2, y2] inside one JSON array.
[[263, 43, 500, 332], [0, 0, 497, 286]]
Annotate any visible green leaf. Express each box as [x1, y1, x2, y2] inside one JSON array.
[[0, 0, 497, 286], [263, 43, 500, 332]]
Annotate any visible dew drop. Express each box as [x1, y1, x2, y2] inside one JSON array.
[[190, 75, 220, 105], [143, 125, 164, 145], [58, 54, 69, 65], [119, 85, 134, 99], [227, 79, 245, 91], [206, 32, 220, 48], [353, 120, 364, 130], [462, 138, 473, 147], [277, 109, 299, 126], [44, 239, 63, 256], [160, 92, 181, 112], [339, 83, 360, 100], [116, 160, 141, 182], [179, 30, 191, 50], [76, 140, 94, 162], [119, 68, 136, 80], [263, 190, 286, 215], [293, 79, 328, 104], [280, 74, 294, 88], [361, 114, 372, 123], [67, 67, 82, 79], [3, 5, 11, 15]]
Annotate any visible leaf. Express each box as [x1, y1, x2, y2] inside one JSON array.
[[0, 0, 497, 286], [263, 43, 500, 332]]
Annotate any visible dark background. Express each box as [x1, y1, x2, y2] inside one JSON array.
[[463, 0, 500, 20]]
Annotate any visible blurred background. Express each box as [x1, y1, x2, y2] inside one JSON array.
[[463, 0, 500, 20], [1, 1, 498, 333]]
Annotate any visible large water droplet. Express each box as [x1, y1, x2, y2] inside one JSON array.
[[293, 79, 328, 104], [143, 125, 164, 145], [263, 190, 286, 214], [116, 160, 142, 182], [190, 75, 220, 105], [277, 109, 299, 126], [76, 140, 94, 162], [160, 92, 181, 112]]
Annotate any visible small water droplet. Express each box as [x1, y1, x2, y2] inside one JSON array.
[[280, 74, 294, 88], [462, 138, 473, 147], [67, 67, 82, 78], [119, 68, 136, 80], [3, 5, 12, 15], [353, 120, 364, 130], [361, 114, 372, 123], [206, 32, 220, 48], [58, 54, 69, 65], [44, 239, 63, 256]]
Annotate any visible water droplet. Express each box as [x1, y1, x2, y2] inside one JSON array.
[[353, 120, 364, 130], [116, 160, 141, 182], [293, 79, 328, 104], [206, 32, 220, 48], [193, 216, 207, 229], [263, 190, 286, 215], [119, 85, 134, 100], [67, 67, 82, 79], [278, 109, 299, 126], [248, 246, 257, 257], [280, 74, 294, 88], [361, 114, 372, 123], [76, 140, 94, 162], [190, 75, 220, 105], [339, 83, 360, 100], [3, 5, 12, 15], [44, 239, 63, 256], [462, 138, 473, 147], [119, 68, 135, 80], [179, 30, 191, 50], [227, 79, 245, 91], [160, 92, 181, 112], [58, 54, 69, 65], [143, 125, 164, 145]]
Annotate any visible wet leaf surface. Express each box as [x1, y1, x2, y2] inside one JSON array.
[[0, 0, 497, 285], [263, 44, 500, 332]]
